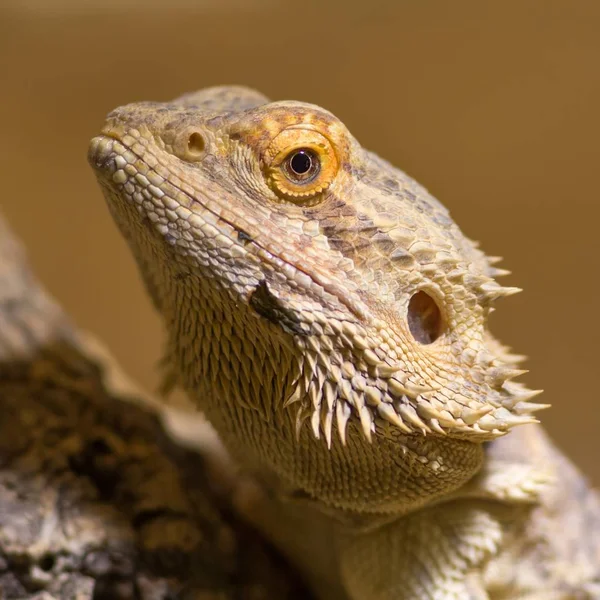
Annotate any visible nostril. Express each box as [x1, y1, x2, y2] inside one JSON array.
[[407, 291, 444, 344], [172, 127, 207, 162], [187, 131, 205, 157]]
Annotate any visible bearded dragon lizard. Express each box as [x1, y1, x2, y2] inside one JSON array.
[[89, 86, 600, 599]]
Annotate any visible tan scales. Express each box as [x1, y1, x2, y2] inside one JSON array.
[[89, 85, 600, 599]]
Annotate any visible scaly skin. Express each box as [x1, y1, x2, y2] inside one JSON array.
[[89, 86, 600, 599]]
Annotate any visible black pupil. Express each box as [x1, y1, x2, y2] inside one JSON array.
[[289, 150, 312, 175]]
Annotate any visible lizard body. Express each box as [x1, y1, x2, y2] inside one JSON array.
[[89, 86, 600, 599]]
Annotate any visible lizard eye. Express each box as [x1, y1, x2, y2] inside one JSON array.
[[283, 148, 320, 183], [263, 127, 338, 204]]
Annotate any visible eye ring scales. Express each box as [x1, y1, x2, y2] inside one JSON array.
[[263, 127, 339, 204]]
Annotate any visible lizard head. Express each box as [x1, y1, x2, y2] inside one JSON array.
[[89, 86, 546, 514]]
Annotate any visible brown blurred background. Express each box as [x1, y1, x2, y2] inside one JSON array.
[[1, 0, 599, 482]]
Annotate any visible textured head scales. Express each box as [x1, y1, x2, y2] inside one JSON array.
[[89, 86, 546, 513]]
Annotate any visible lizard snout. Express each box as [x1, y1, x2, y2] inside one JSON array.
[[88, 135, 117, 173]]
